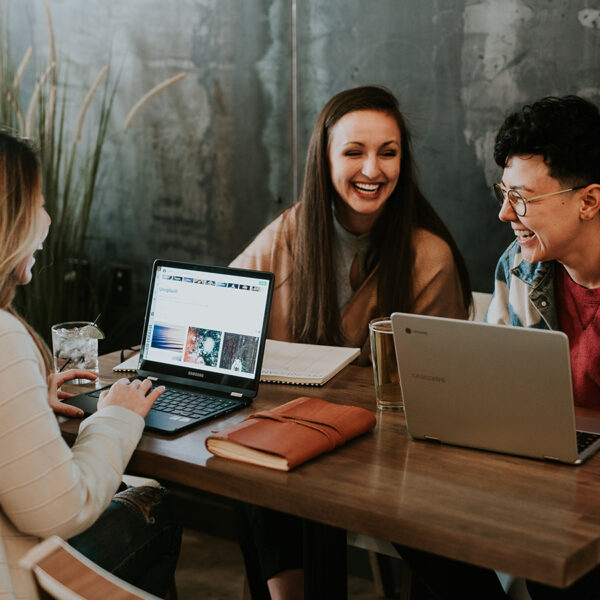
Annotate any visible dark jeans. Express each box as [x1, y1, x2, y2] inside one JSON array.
[[69, 485, 182, 598]]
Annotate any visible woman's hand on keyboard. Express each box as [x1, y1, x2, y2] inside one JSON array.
[[97, 378, 166, 418]]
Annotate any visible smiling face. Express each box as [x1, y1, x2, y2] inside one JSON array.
[[498, 154, 588, 265], [14, 193, 50, 285], [328, 109, 401, 235]]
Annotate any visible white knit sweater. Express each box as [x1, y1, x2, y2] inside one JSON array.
[[0, 309, 144, 599]]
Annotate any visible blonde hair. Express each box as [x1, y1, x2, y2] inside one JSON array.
[[0, 132, 53, 374]]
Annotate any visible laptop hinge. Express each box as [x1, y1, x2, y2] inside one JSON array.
[[543, 456, 560, 463], [230, 392, 243, 398]]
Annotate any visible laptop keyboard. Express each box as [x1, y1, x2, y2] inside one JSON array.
[[576, 431, 600, 454], [85, 382, 242, 421], [151, 386, 242, 420]]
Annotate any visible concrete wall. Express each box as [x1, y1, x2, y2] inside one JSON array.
[[6, 0, 600, 340]]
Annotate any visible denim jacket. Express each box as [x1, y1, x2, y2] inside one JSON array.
[[485, 240, 560, 330]]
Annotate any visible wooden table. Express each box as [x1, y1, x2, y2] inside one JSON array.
[[60, 351, 600, 592]]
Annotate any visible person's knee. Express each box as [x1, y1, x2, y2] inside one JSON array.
[[113, 485, 166, 524]]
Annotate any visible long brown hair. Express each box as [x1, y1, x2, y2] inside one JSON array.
[[291, 85, 471, 345], [0, 131, 53, 374]]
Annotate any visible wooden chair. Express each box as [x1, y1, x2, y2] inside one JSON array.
[[20, 476, 178, 600], [470, 291, 493, 322], [20, 536, 161, 600], [346, 531, 410, 599]]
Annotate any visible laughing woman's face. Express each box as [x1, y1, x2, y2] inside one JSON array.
[[328, 109, 401, 235]]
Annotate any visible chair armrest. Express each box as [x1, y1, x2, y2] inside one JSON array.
[[20, 536, 160, 599]]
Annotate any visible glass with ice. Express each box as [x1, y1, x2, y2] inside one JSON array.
[[51, 321, 100, 384]]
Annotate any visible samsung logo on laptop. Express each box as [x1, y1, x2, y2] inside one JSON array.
[[187, 371, 204, 378], [411, 373, 446, 383]]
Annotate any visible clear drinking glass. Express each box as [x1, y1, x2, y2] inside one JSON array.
[[51, 321, 99, 384], [369, 317, 403, 410]]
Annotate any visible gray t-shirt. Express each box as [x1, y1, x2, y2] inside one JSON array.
[[332, 213, 371, 311]]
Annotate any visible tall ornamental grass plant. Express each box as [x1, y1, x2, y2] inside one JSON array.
[[2, 3, 185, 342]]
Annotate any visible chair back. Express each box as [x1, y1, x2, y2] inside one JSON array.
[[471, 291, 492, 322]]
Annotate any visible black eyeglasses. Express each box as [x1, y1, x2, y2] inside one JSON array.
[[493, 183, 586, 217]]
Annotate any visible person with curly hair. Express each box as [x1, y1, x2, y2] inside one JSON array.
[[488, 95, 600, 410], [395, 95, 600, 600]]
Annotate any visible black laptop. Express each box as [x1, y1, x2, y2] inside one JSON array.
[[65, 259, 274, 434]]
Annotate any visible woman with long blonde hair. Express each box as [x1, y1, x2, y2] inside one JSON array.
[[0, 132, 180, 599]]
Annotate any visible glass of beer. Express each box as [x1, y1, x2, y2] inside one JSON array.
[[369, 317, 402, 410]]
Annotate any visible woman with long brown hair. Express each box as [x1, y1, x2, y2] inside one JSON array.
[[0, 131, 180, 599], [232, 86, 471, 599], [233, 85, 470, 365]]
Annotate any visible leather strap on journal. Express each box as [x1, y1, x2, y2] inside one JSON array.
[[246, 411, 345, 450]]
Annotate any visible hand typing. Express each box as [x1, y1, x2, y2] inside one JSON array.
[[98, 378, 166, 418]]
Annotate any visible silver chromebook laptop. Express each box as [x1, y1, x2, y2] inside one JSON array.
[[66, 259, 274, 434], [390, 312, 600, 465]]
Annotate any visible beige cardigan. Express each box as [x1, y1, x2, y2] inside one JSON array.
[[231, 205, 467, 364], [0, 310, 145, 600]]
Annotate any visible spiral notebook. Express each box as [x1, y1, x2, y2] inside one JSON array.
[[113, 352, 140, 372], [114, 340, 360, 386], [260, 340, 359, 386]]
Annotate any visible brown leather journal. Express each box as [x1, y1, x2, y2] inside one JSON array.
[[205, 396, 377, 471]]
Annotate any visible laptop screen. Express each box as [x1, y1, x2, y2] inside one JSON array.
[[138, 260, 273, 393]]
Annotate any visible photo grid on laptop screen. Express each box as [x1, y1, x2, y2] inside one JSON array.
[[141, 264, 271, 380]]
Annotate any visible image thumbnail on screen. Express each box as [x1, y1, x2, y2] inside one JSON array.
[[151, 324, 186, 357], [184, 327, 222, 367], [219, 333, 260, 374]]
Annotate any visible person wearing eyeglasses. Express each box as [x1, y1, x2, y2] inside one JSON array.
[[485, 94, 600, 599], [394, 96, 600, 600], [487, 95, 600, 414]]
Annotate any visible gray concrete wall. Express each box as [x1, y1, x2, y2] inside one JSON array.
[[6, 1, 600, 337]]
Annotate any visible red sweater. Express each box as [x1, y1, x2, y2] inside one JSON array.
[[555, 265, 600, 408]]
